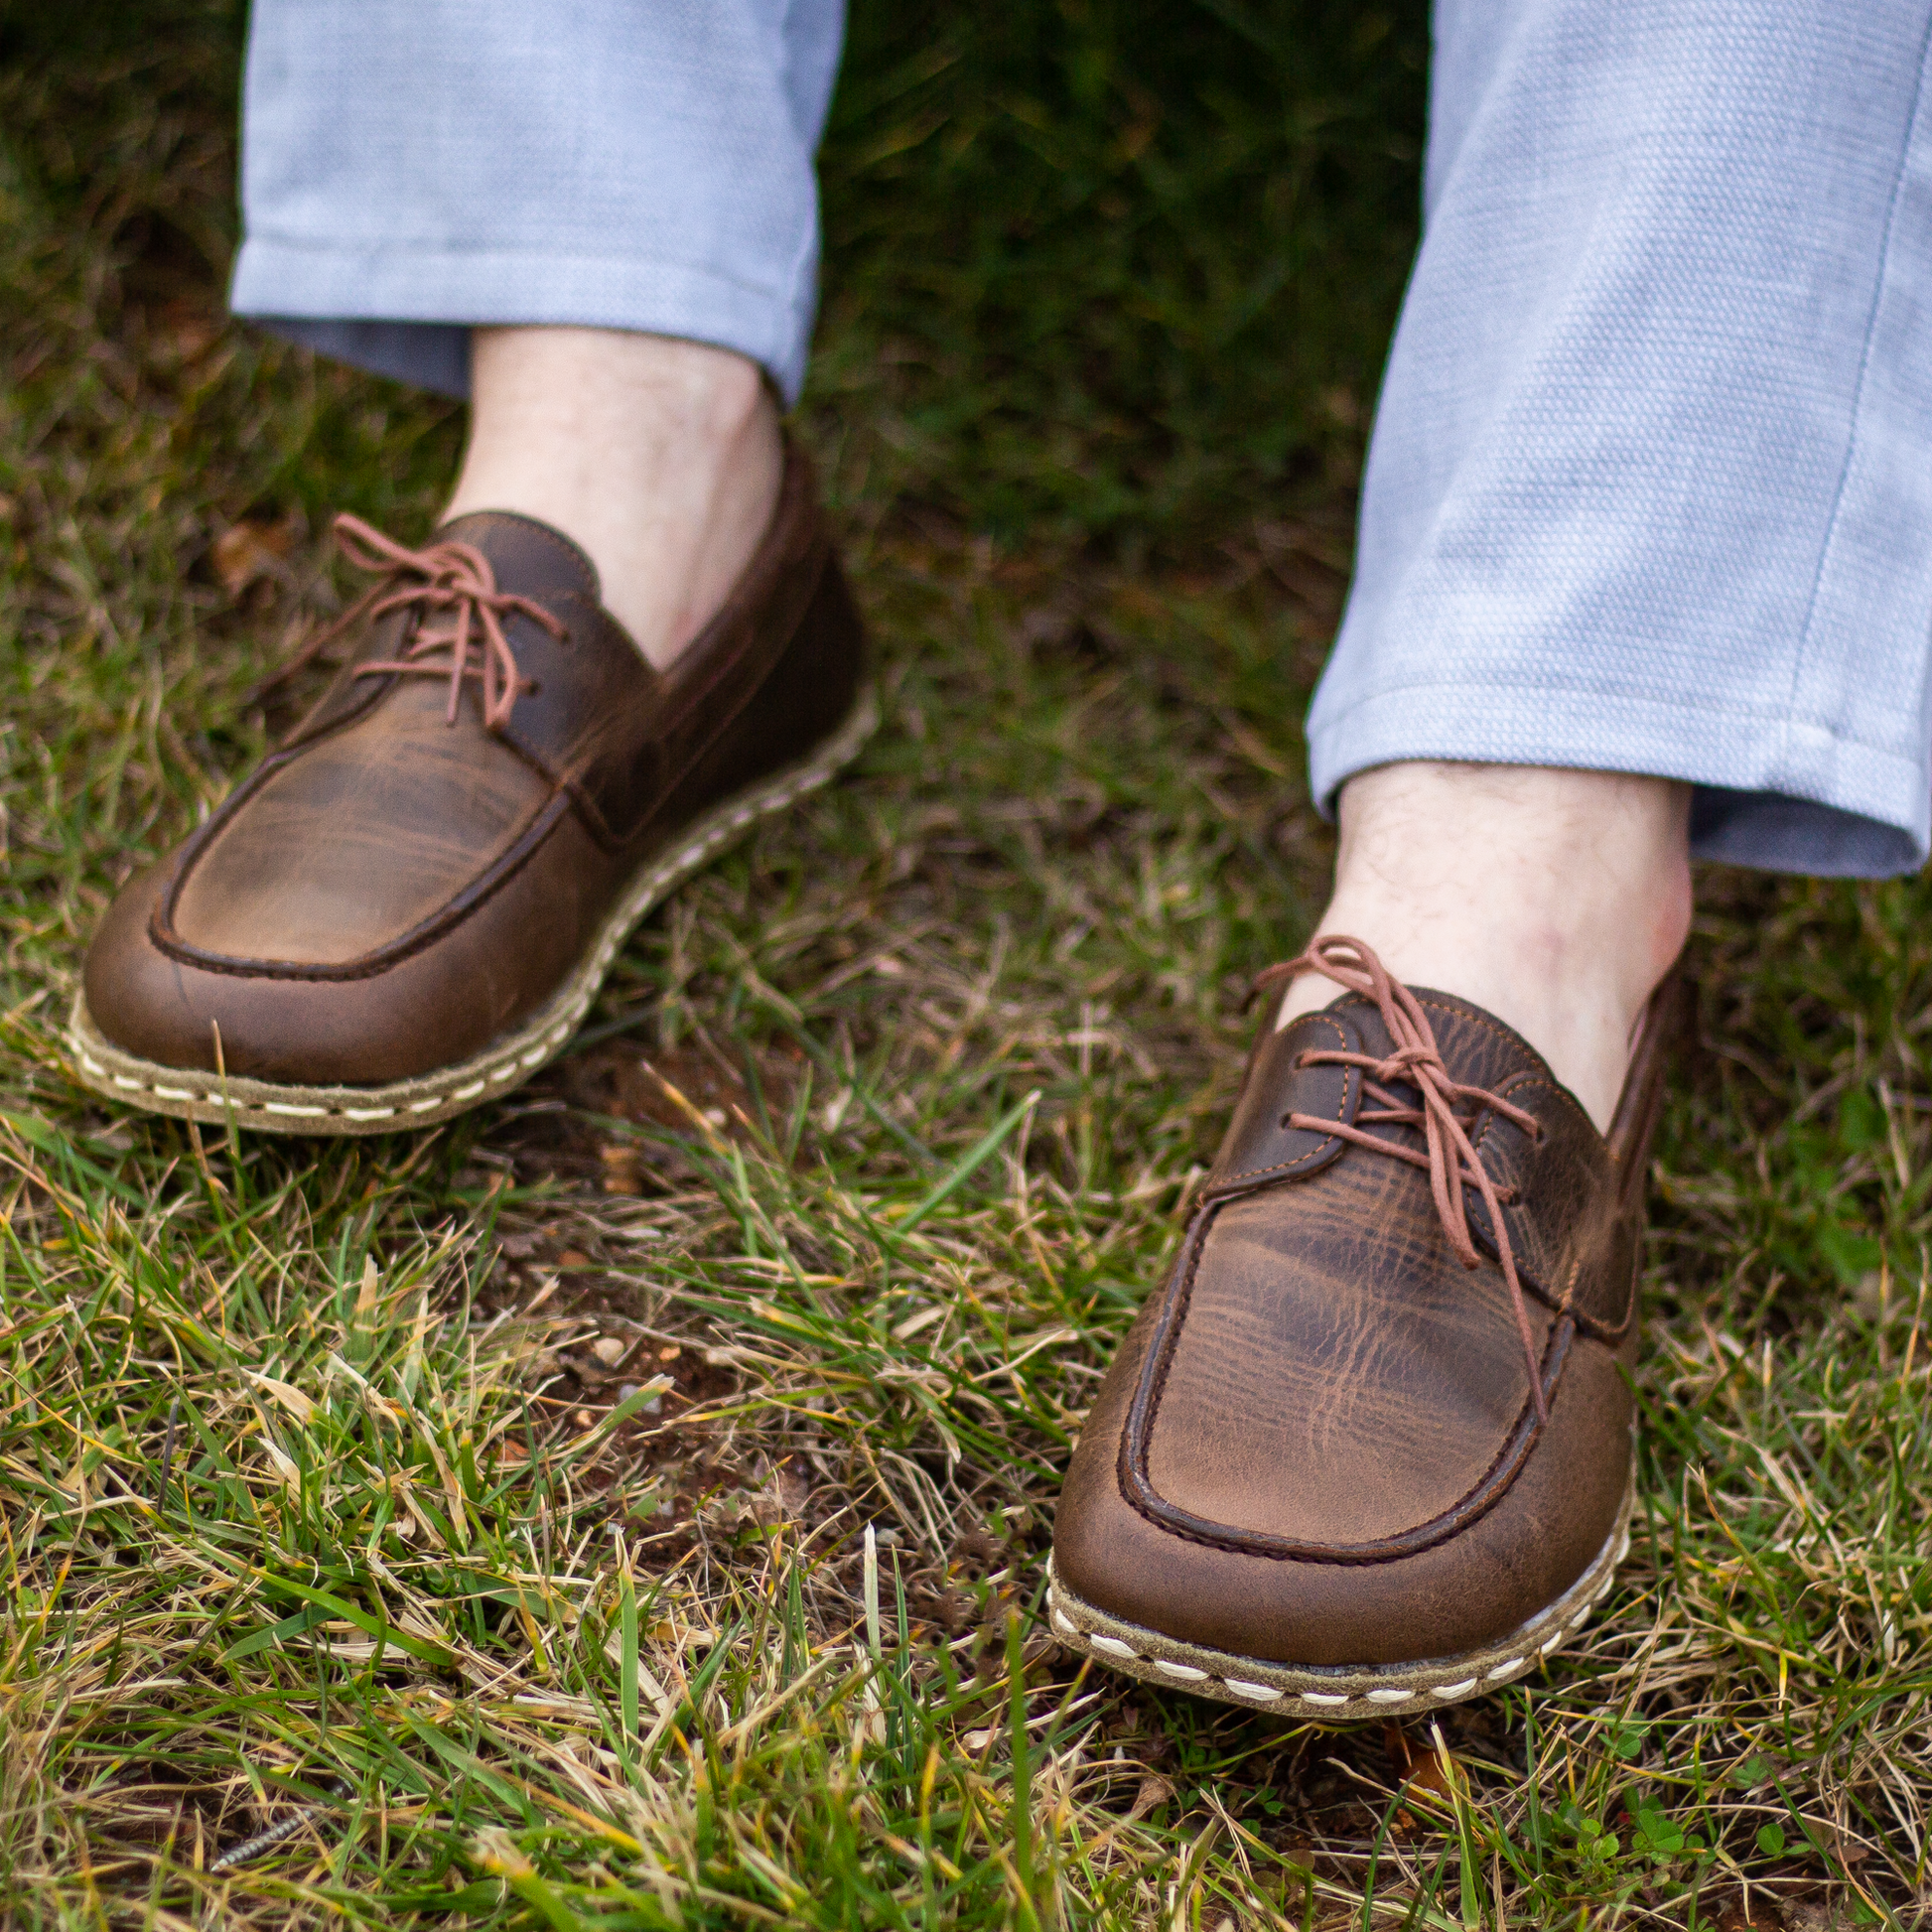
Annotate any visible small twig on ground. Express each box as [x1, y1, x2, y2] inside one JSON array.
[[208, 1784, 344, 1873]]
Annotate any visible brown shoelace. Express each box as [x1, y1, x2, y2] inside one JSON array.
[[263, 513, 565, 731], [1250, 934, 1549, 1419]]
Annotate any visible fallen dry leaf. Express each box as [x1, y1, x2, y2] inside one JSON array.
[[211, 517, 298, 596], [245, 1370, 317, 1425], [154, 295, 222, 364], [600, 1145, 642, 1195]]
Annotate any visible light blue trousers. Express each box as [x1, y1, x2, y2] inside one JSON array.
[[234, 3, 1932, 878], [233, 2, 844, 403]]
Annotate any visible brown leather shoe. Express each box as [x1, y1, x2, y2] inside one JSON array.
[[70, 440, 872, 1134], [1049, 935, 1677, 1716]]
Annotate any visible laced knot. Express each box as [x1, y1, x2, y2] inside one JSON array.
[[1249, 934, 1550, 1421], [266, 513, 565, 731]]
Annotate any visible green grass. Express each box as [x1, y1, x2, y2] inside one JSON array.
[[0, 3, 1928, 1927]]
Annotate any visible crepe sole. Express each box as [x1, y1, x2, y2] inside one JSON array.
[[1045, 1475, 1633, 1718], [67, 686, 879, 1137]]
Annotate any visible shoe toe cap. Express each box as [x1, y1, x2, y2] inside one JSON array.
[[80, 862, 486, 1087], [1051, 1290, 1631, 1670]]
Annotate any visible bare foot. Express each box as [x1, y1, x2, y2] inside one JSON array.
[[442, 327, 782, 672], [1275, 762, 1692, 1132]]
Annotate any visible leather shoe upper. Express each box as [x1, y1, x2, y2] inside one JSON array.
[[82, 441, 862, 1086], [1053, 944, 1675, 1667]]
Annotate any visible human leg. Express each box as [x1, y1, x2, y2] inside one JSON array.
[[1052, 0, 1932, 1714], [1283, 0, 1932, 1122], [71, 0, 871, 1129], [1275, 762, 1691, 1133], [233, 0, 843, 670], [232, 1, 843, 408], [1312, 0, 1932, 883], [442, 329, 781, 669]]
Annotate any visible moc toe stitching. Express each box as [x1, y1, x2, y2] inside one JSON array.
[[74, 438, 869, 1112], [1054, 952, 1675, 1686], [149, 791, 574, 982], [1119, 1196, 1580, 1565]]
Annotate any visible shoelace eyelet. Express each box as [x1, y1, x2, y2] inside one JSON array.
[[1248, 933, 1553, 1422]]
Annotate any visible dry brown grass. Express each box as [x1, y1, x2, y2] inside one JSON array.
[[2, 7, 1929, 1928]]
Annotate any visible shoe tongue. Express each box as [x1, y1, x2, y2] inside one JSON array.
[[433, 509, 605, 611], [1340, 984, 1557, 1096]]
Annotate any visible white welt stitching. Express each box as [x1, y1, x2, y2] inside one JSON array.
[[1365, 1687, 1414, 1704], [1224, 1679, 1282, 1702], [1482, 1657, 1526, 1681], [1302, 1692, 1350, 1708], [1050, 1610, 1077, 1639], [71, 696, 882, 1132], [1154, 1660, 1207, 1683], [1089, 1635, 1138, 1661], [1430, 1679, 1477, 1699]]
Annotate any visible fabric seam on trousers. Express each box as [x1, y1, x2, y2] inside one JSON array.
[[1309, 677, 1926, 785], [230, 240, 819, 400], [1304, 679, 1927, 871], [1782, 9, 1932, 785], [233, 236, 807, 312]]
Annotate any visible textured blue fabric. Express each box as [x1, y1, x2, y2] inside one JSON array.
[[230, 1, 845, 405], [235, 4, 1932, 875], [1310, 1, 1932, 876]]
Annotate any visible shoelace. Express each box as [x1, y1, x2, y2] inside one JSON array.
[[1249, 934, 1549, 1419], [261, 513, 566, 731]]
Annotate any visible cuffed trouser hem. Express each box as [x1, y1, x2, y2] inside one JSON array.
[[233, 0, 843, 406], [1308, 685, 1923, 878], [1309, 0, 1932, 884], [229, 241, 817, 404]]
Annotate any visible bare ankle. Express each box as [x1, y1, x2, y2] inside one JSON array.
[[443, 327, 782, 670], [1278, 761, 1692, 1130]]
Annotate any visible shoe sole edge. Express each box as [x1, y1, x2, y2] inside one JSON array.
[[1045, 1473, 1634, 1718], [64, 685, 880, 1136]]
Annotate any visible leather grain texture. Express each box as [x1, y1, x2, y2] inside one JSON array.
[[83, 440, 864, 1086], [1052, 978, 1677, 1668]]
